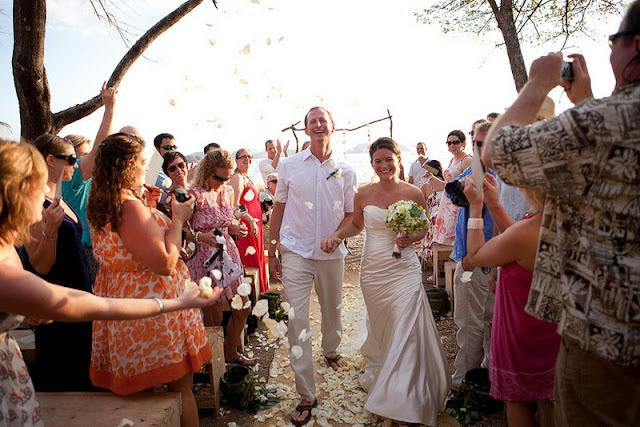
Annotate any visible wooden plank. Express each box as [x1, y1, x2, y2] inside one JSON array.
[[38, 392, 181, 427], [444, 261, 457, 312], [244, 267, 260, 302], [432, 244, 453, 289], [195, 326, 225, 412]]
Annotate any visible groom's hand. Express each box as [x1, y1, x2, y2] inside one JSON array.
[[321, 235, 342, 253], [269, 256, 282, 281]]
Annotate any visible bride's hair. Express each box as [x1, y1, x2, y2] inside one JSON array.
[[369, 137, 400, 160]]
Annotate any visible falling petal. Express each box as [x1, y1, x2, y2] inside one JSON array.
[[276, 320, 288, 335], [263, 317, 277, 329], [245, 246, 257, 256], [117, 418, 135, 427], [230, 294, 243, 310], [461, 271, 473, 283], [333, 200, 342, 210], [288, 306, 295, 320], [208, 38, 216, 46], [200, 286, 213, 298], [199, 276, 212, 288], [239, 78, 249, 85], [270, 240, 277, 245], [217, 123, 223, 128], [278, 36, 284, 43], [336, 303, 342, 309], [291, 345, 303, 360], [304, 202, 314, 209], [162, 178, 172, 188], [237, 282, 252, 297], [266, 37, 271, 45], [252, 299, 269, 317], [168, 98, 176, 107], [240, 44, 251, 55], [241, 277, 252, 284], [298, 329, 308, 342], [233, 67, 239, 75], [211, 269, 222, 281], [243, 189, 255, 201], [243, 300, 252, 309], [280, 302, 290, 312]]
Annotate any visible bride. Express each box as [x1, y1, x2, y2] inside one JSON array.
[[322, 137, 449, 426]]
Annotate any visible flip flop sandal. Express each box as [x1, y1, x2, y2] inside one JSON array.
[[291, 399, 317, 426], [324, 355, 345, 371], [226, 354, 257, 367]]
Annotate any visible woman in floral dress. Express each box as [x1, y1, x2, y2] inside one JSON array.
[[187, 150, 255, 366], [0, 139, 220, 427], [416, 159, 446, 263], [88, 134, 212, 427], [431, 130, 471, 246]]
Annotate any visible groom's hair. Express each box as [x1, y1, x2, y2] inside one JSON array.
[[369, 137, 400, 160]]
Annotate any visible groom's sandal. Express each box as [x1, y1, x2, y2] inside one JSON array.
[[290, 399, 317, 426], [324, 354, 347, 371]]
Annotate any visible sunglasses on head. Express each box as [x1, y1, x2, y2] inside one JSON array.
[[162, 144, 178, 151], [52, 153, 77, 166], [167, 161, 186, 173], [472, 140, 484, 147], [446, 140, 462, 146], [212, 173, 231, 182]]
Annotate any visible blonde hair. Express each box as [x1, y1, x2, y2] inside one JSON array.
[[193, 149, 234, 189], [64, 134, 91, 149], [520, 188, 545, 214], [0, 139, 48, 246]]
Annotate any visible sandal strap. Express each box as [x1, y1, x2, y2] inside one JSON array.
[[294, 399, 317, 412]]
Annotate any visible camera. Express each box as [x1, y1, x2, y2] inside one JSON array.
[[561, 61, 573, 81], [445, 180, 469, 208], [172, 188, 189, 203]]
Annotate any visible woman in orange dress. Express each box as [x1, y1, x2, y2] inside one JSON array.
[[87, 133, 210, 427], [229, 148, 267, 292]]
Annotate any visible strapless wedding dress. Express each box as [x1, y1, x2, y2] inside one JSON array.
[[358, 205, 449, 425]]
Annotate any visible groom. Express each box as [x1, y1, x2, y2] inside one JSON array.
[[268, 106, 357, 426]]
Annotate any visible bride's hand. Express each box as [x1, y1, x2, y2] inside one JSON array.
[[395, 233, 412, 249], [320, 234, 342, 253]]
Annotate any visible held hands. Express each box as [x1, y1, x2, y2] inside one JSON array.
[[42, 198, 64, 238], [320, 234, 342, 253], [560, 53, 593, 105], [395, 232, 412, 250]]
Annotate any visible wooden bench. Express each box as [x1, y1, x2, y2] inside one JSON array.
[[444, 260, 457, 312], [432, 244, 453, 289], [38, 392, 181, 427], [195, 326, 226, 412]]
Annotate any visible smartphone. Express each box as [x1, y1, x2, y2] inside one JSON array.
[[422, 163, 440, 176], [172, 188, 189, 203], [238, 204, 247, 213], [561, 61, 573, 81]]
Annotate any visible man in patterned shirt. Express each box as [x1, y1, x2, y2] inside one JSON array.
[[483, 2, 640, 424]]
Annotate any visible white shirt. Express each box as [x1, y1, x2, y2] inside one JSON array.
[[258, 158, 276, 184], [276, 150, 357, 260], [408, 157, 429, 184]]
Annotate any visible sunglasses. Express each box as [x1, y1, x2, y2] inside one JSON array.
[[162, 144, 178, 151], [446, 140, 462, 146], [472, 140, 484, 147], [52, 153, 77, 166], [608, 30, 639, 47], [212, 173, 231, 182], [167, 161, 186, 173], [237, 155, 253, 160], [269, 180, 278, 184]]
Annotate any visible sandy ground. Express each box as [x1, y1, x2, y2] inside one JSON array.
[[200, 232, 505, 426]]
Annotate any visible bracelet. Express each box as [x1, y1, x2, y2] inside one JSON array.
[[467, 218, 484, 230], [42, 231, 57, 240], [195, 231, 201, 243], [153, 297, 164, 314]]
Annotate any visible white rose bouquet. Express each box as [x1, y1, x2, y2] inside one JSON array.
[[384, 200, 428, 258]]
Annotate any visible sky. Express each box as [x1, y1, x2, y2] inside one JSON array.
[[0, 0, 624, 165]]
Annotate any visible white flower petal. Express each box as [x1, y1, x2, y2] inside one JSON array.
[[117, 418, 135, 427], [263, 317, 278, 329], [280, 302, 290, 312], [162, 178, 172, 188], [276, 320, 288, 336], [288, 306, 295, 320], [298, 329, 309, 342], [270, 239, 278, 245], [199, 276, 212, 288], [200, 287, 213, 299], [461, 271, 473, 283], [245, 246, 257, 256], [243, 300, 252, 309], [230, 294, 243, 310], [304, 201, 314, 209], [243, 189, 255, 201], [237, 282, 252, 297], [252, 299, 269, 317], [291, 345, 303, 360], [210, 269, 222, 281]]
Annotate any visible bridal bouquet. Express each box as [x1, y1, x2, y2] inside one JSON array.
[[385, 200, 428, 258]]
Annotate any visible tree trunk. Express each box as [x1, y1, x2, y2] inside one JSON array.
[[12, 0, 53, 141], [487, 0, 528, 92], [12, 0, 211, 141]]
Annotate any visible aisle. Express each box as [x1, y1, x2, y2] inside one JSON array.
[[252, 276, 459, 427]]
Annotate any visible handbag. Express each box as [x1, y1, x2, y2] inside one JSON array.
[[202, 235, 243, 288]]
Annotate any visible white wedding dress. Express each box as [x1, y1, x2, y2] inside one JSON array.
[[358, 205, 450, 426]]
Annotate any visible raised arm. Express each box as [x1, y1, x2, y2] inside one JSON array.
[[80, 83, 116, 180]]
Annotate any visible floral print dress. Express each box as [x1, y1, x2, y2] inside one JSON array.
[[0, 313, 42, 426], [431, 155, 470, 246], [90, 197, 211, 395]]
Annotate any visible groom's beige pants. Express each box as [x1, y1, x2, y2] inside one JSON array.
[[280, 248, 344, 401]]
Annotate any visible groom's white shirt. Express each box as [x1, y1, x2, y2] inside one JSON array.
[[276, 149, 357, 260]]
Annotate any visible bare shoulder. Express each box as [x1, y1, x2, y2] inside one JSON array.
[[399, 181, 422, 198]]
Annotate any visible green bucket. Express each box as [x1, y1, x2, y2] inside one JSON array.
[[258, 291, 281, 318], [220, 364, 254, 408], [426, 287, 450, 316]]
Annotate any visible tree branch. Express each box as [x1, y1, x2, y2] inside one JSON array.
[[52, 0, 212, 131]]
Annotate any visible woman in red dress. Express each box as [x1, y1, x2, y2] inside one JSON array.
[[229, 149, 268, 292]]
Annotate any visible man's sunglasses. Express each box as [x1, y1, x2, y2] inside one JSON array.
[[608, 30, 639, 47], [162, 144, 178, 151], [237, 155, 253, 160], [446, 140, 462, 146], [52, 153, 77, 166], [212, 173, 231, 182], [472, 140, 484, 147], [167, 162, 186, 173]]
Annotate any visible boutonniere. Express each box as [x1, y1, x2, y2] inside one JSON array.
[[326, 168, 343, 180]]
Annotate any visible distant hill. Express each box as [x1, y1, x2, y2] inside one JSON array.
[[347, 142, 412, 154]]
